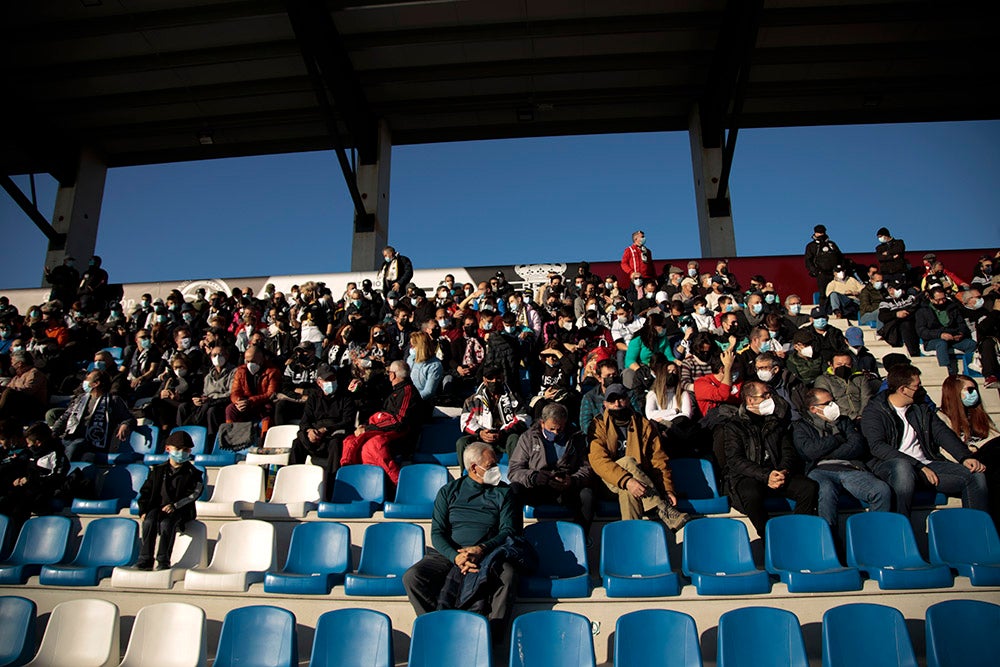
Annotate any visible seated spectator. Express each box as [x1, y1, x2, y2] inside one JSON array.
[[861, 365, 987, 517], [409, 331, 444, 401], [292, 369, 357, 493], [844, 325, 879, 375], [916, 287, 976, 375], [958, 287, 987, 336], [858, 271, 886, 329], [579, 359, 638, 436], [645, 358, 706, 459], [720, 381, 818, 537], [274, 342, 320, 426], [680, 332, 715, 393], [792, 388, 890, 533], [623, 312, 676, 386], [753, 351, 807, 420], [610, 301, 644, 368], [693, 348, 742, 418], [530, 343, 577, 419], [825, 264, 865, 320], [878, 279, 922, 356], [787, 328, 824, 385], [1, 422, 68, 525], [177, 346, 235, 440], [802, 307, 849, 363], [124, 329, 162, 401], [507, 291, 542, 339], [588, 383, 690, 530], [147, 355, 199, 432], [135, 430, 204, 571], [921, 254, 966, 293], [977, 296, 1000, 389], [970, 254, 997, 295], [813, 352, 880, 421], [508, 403, 595, 533], [53, 370, 134, 461], [737, 326, 776, 376], [704, 276, 728, 312], [0, 351, 47, 422], [671, 277, 698, 311], [226, 345, 281, 429], [783, 294, 810, 329], [481, 311, 520, 392], [458, 364, 530, 462]]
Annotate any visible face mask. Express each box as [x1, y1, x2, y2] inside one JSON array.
[[878, 236, 889, 243], [480, 321, 493, 332], [962, 389, 980, 407], [759, 340, 771, 353], [764, 294, 776, 304], [524, 294, 532, 303], [157, 315, 168, 323], [383, 255, 392, 263], [891, 288, 904, 299], [664, 371, 679, 389], [387, 299, 397, 308], [688, 268, 697, 277], [504, 326, 515, 334], [212, 355, 225, 367], [872, 281, 884, 290], [409, 297, 419, 307], [605, 282, 615, 290], [752, 303, 763, 315], [464, 325, 478, 336], [835, 272, 845, 281], [438, 318, 451, 329], [168, 450, 191, 463], [139, 338, 152, 350], [541, 427, 560, 442], [971, 298, 985, 310], [633, 279, 643, 287], [696, 306, 707, 316], [608, 406, 632, 422], [757, 397, 776, 416], [0, 330, 9, 339], [561, 322, 573, 331], [724, 303, 734, 312], [800, 345, 814, 359], [174, 368, 187, 378], [822, 402, 841, 422], [635, 237, 645, 247], [731, 371, 740, 382], [322, 381, 336, 396], [616, 316, 628, 325], [246, 362, 260, 375], [481, 465, 502, 486], [834, 366, 852, 380], [813, 318, 828, 330], [11, 346, 23, 353], [694, 348, 712, 362], [141, 300, 150, 308], [508, 302, 519, 312], [95, 360, 106, 370], [82, 380, 93, 393], [789, 304, 801, 315], [911, 386, 928, 404], [757, 368, 775, 383], [179, 337, 192, 350]]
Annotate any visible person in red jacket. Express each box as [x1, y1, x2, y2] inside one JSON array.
[[226, 345, 281, 429], [620, 230, 656, 286]]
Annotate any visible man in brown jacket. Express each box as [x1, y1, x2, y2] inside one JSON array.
[[589, 383, 690, 530]]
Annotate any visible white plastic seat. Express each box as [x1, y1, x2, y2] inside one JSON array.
[[26, 598, 120, 667], [194, 465, 264, 517], [244, 425, 297, 465], [253, 464, 325, 518], [184, 520, 275, 592], [111, 521, 208, 590], [118, 602, 206, 667]]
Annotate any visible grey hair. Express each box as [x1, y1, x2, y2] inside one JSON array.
[[463, 442, 492, 472], [389, 360, 410, 380], [539, 402, 568, 423]]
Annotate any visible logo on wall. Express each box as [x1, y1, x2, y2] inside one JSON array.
[[514, 263, 567, 289], [178, 279, 232, 300]]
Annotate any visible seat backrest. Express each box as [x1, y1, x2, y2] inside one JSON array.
[[682, 518, 755, 574], [210, 520, 275, 572], [510, 610, 595, 667], [73, 516, 139, 567], [765, 514, 843, 572], [927, 508, 1000, 566], [330, 464, 385, 505], [283, 522, 350, 575], [262, 425, 298, 449], [33, 598, 119, 667], [208, 464, 264, 503], [394, 464, 451, 505], [925, 600, 1000, 667], [7, 515, 71, 565], [94, 464, 139, 503], [268, 464, 324, 504], [718, 607, 807, 667], [119, 602, 206, 667], [0, 514, 7, 558], [416, 418, 461, 452], [615, 609, 702, 667], [524, 521, 588, 579], [170, 426, 208, 455], [101, 346, 124, 362], [215, 605, 296, 667], [170, 521, 209, 569], [127, 424, 161, 457], [845, 512, 924, 568], [125, 464, 150, 501], [670, 458, 722, 500], [357, 523, 425, 576], [600, 520, 670, 577], [311, 608, 393, 667], [0, 596, 37, 667], [822, 603, 917, 667], [410, 610, 491, 667]]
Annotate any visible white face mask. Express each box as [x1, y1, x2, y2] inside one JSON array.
[[835, 272, 845, 281], [757, 368, 775, 383], [757, 397, 776, 416], [481, 465, 502, 486], [800, 345, 814, 359], [212, 355, 225, 367], [822, 402, 841, 422], [246, 362, 260, 375], [633, 278, 643, 287], [561, 322, 573, 331], [688, 268, 697, 277]]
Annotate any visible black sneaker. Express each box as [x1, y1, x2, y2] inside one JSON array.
[[155, 562, 171, 571], [135, 561, 153, 571]]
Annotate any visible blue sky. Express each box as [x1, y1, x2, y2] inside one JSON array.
[[1, 120, 998, 290]]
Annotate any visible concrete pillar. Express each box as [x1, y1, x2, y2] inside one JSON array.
[[688, 105, 737, 258], [350, 120, 391, 272], [42, 150, 107, 286]]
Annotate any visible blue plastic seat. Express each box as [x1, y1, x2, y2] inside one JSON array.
[[510, 610, 595, 667], [71, 463, 147, 514], [600, 520, 680, 597], [615, 609, 701, 667], [113, 423, 161, 464], [101, 346, 124, 362], [522, 502, 573, 519], [925, 599, 1000, 667], [264, 521, 351, 595], [845, 512, 953, 589], [309, 608, 393, 667], [409, 610, 491, 667], [520, 520, 589, 598], [670, 458, 730, 514], [383, 464, 451, 519], [317, 464, 385, 518], [681, 518, 770, 595], [822, 603, 917, 667], [39, 516, 138, 586], [0, 514, 8, 560], [927, 508, 1000, 586], [128, 465, 152, 515], [765, 515, 862, 592], [193, 430, 237, 466], [412, 417, 460, 466], [0, 515, 72, 584], [215, 605, 297, 667], [344, 522, 425, 596], [718, 607, 808, 667], [0, 595, 36, 667], [147, 425, 208, 464]]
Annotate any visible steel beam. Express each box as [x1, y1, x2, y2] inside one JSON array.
[[0, 175, 65, 247]]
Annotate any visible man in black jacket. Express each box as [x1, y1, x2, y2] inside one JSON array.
[[875, 227, 907, 283], [292, 369, 358, 494], [720, 381, 818, 537], [136, 431, 204, 570], [861, 365, 987, 517], [916, 287, 976, 375], [376, 246, 414, 298], [804, 225, 845, 307]]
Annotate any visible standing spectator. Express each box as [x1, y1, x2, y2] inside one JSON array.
[[916, 287, 976, 375], [43, 256, 79, 306], [620, 230, 656, 283], [77, 255, 109, 314], [874, 227, 907, 283], [804, 225, 844, 307], [878, 279, 922, 357], [376, 246, 414, 298]]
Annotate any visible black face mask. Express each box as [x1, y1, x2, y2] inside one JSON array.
[[911, 387, 928, 404], [483, 379, 502, 394], [834, 366, 852, 380], [608, 406, 632, 422], [664, 372, 679, 388], [694, 348, 712, 362], [464, 325, 478, 337], [601, 374, 622, 389], [373, 333, 388, 344]]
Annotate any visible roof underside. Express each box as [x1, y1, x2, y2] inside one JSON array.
[[2, 0, 998, 178]]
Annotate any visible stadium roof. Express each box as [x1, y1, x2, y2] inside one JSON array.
[[3, 0, 998, 183]]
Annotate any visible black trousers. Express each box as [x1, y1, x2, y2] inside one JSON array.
[[509, 482, 594, 535], [139, 508, 187, 567], [291, 432, 345, 501], [729, 474, 819, 538]]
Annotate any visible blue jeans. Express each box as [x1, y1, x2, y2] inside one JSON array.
[[924, 337, 976, 372], [808, 466, 891, 528], [828, 292, 859, 319], [872, 458, 989, 517], [858, 310, 881, 330]]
